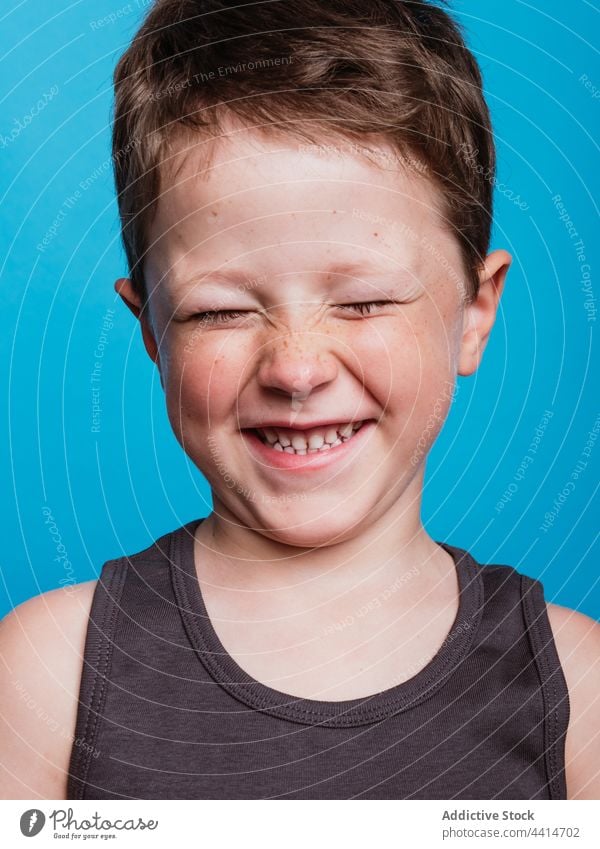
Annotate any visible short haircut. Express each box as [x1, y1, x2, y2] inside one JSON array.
[[112, 0, 495, 306]]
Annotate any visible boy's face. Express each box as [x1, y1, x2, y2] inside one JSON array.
[[116, 128, 510, 547]]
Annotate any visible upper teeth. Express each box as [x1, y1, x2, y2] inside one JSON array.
[[257, 420, 364, 450]]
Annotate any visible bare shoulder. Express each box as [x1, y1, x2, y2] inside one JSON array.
[[546, 602, 600, 800], [0, 580, 97, 799]]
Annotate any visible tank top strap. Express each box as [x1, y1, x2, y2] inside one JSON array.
[[67, 552, 128, 799], [471, 559, 570, 800], [67, 525, 181, 800], [520, 572, 570, 799]]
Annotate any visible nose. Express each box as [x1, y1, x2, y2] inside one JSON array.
[[255, 334, 339, 402]]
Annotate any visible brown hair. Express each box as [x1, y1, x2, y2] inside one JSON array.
[[112, 0, 495, 306]]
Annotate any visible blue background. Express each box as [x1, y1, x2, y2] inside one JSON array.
[[1, 1, 598, 620]]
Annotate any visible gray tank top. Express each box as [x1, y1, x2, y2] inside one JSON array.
[[67, 518, 569, 799]]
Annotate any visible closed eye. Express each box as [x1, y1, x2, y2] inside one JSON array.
[[189, 310, 248, 324], [188, 300, 400, 324], [337, 300, 399, 315]]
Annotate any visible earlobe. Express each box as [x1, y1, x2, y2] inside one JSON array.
[[114, 277, 160, 365], [457, 249, 511, 376]]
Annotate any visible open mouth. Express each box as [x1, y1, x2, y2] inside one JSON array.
[[247, 419, 369, 456]]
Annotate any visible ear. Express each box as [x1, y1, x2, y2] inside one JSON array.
[[457, 249, 512, 376], [114, 277, 160, 364]]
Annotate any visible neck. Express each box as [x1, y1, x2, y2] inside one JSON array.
[[193, 474, 453, 600]]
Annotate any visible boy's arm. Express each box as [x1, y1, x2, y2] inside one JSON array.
[[546, 602, 600, 800], [0, 581, 96, 799]]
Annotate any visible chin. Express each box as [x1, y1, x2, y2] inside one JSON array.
[[251, 505, 367, 549]]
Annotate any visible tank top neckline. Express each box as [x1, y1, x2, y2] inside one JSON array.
[[169, 518, 485, 727]]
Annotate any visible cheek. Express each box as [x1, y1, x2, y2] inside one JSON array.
[[360, 310, 458, 441], [361, 309, 456, 396], [161, 336, 243, 436], [404, 314, 459, 442]]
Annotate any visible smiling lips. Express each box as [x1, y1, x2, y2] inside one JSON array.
[[253, 420, 366, 454]]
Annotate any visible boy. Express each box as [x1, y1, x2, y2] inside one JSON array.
[[1, 0, 599, 800]]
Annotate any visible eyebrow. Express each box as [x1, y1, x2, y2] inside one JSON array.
[[322, 261, 402, 279], [170, 269, 251, 292], [170, 260, 409, 294]]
